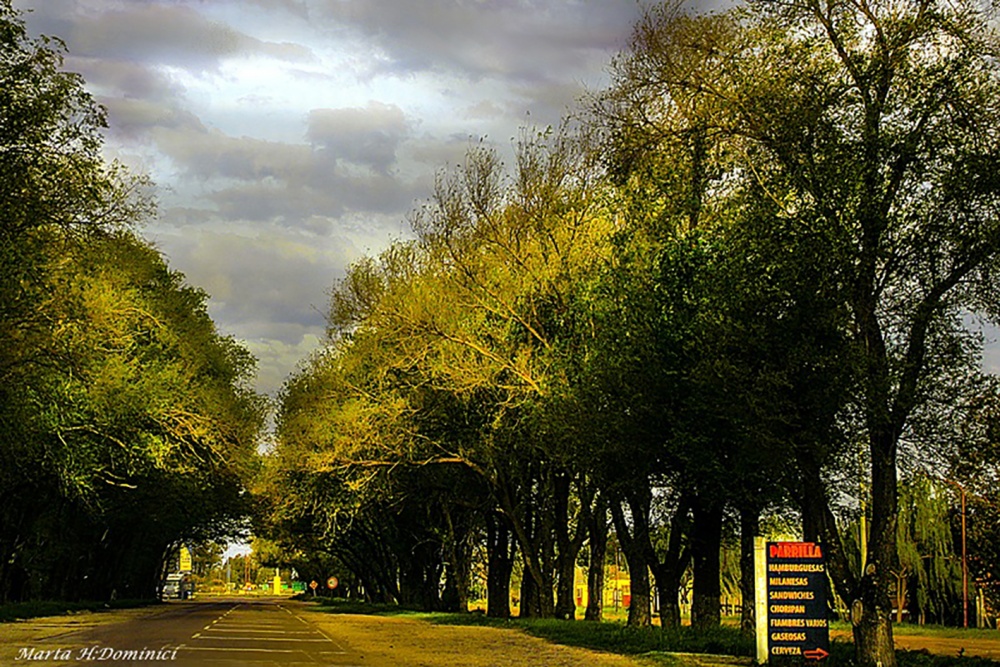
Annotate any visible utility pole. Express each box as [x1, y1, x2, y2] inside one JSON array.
[[960, 485, 968, 629], [940, 477, 968, 628]]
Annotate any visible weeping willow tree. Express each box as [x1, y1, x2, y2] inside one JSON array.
[[895, 477, 962, 625]]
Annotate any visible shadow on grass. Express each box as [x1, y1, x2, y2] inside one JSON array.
[[0, 598, 158, 623]]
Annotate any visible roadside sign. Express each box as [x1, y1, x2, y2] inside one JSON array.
[[327, 576, 338, 590], [756, 541, 830, 661], [179, 545, 192, 573], [309, 580, 318, 590]]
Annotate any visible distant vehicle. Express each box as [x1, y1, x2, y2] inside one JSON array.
[[160, 573, 194, 600]]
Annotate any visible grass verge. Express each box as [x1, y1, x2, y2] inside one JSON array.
[[0, 598, 157, 623], [307, 599, 1000, 667], [308, 598, 754, 665]]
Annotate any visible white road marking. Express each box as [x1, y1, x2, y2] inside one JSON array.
[[179, 646, 296, 654], [180, 600, 353, 662], [179, 646, 349, 655], [192, 635, 332, 642], [278, 604, 349, 651], [204, 628, 317, 634]]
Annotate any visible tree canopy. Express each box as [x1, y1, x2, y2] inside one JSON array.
[[0, 0, 265, 603]]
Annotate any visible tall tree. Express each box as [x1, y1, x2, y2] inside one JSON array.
[[597, 2, 1000, 663], [0, 2, 263, 601]]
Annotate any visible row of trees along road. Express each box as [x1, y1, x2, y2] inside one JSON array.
[[0, 2, 266, 603], [256, 2, 1000, 666]]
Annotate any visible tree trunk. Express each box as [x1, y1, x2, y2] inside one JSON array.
[[852, 429, 899, 666], [486, 511, 515, 619], [646, 492, 692, 629], [498, 465, 555, 618], [852, 569, 896, 667], [536, 471, 558, 618], [553, 471, 576, 620], [610, 494, 652, 626], [797, 450, 893, 666], [554, 553, 577, 621], [647, 541, 684, 629], [441, 548, 471, 613], [690, 495, 723, 630], [739, 503, 760, 636], [441, 505, 472, 613], [554, 472, 593, 621], [519, 561, 542, 618], [399, 555, 424, 607], [585, 496, 608, 621]]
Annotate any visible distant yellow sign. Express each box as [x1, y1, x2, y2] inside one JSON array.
[[179, 545, 192, 572]]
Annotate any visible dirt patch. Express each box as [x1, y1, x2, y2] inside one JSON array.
[[301, 610, 650, 667]]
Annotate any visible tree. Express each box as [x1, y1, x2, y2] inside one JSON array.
[[261, 128, 618, 619], [1, 0, 148, 374], [945, 375, 1000, 623], [895, 476, 961, 624], [0, 6, 264, 595], [597, 1, 1000, 663]]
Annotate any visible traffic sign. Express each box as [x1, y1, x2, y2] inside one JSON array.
[[179, 545, 192, 573], [309, 580, 318, 590], [327, 576, 338, 590]]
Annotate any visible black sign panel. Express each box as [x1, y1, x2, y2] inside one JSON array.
[[766, 542, 830, 661]]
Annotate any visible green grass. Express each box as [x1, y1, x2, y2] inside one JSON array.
[[308, 599, 1000, 666], [0, 598, 157, 623], [430, 612, 753, 657]]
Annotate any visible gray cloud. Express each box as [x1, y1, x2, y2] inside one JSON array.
[[145, 115, 424, 223], [10, 0, 686, 397], [311, 1, 643, 84], [150, 224, 359, 395], [151, 128, 314, 181], [69, 4, 315, 70], [307, 102, 410, 174]]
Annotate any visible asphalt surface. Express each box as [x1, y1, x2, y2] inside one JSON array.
[[6, 598, 362, 666]]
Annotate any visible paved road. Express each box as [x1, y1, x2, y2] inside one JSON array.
[[5, 598, 363, 666]]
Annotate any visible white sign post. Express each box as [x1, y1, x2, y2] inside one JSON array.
[[754, 537, 768, 664]]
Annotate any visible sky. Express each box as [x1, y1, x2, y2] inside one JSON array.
[[12, 0, 1000, 402], [9, 0, 730, 398]]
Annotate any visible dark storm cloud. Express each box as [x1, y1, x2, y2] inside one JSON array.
[[48, 54, 202, 139], [157, 224, 357, 336], [13, 1, 318, 147], [192, 235, 332, 335]]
